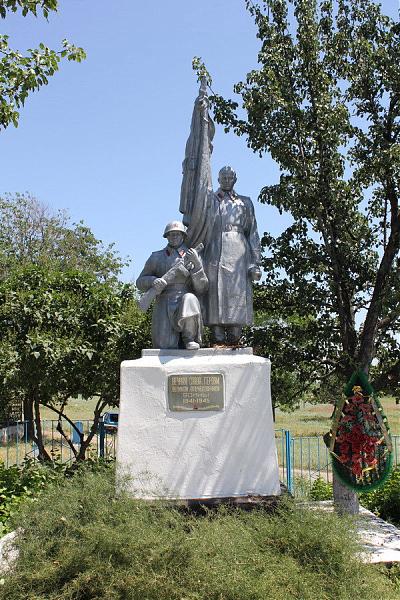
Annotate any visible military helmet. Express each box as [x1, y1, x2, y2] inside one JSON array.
[[218, 165, 237, 178], [163, 220, 187, 238]]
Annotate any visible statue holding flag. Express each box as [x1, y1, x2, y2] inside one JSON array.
[[180, 80, 262, 345]]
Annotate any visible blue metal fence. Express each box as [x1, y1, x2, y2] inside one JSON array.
[[275, 430, 400, 496], [1, 421, 399, 497], [0, 419, 117, 467]]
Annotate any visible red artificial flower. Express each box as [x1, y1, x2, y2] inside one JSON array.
[[339, 442, 351, 454], [364, 413, 376, 422], [341, 415, 353, 423]]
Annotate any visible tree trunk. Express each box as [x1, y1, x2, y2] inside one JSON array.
[[33, 396, 51, 462], [23, 396, 35, 441], [333, 474, 359, 515], [75, 410, 104, 462]]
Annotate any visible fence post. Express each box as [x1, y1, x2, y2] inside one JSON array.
[[285, 430, 293, 494], [99, 418, 105, 458]]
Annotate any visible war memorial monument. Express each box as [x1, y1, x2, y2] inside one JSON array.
[[117, 81, 280, 501]]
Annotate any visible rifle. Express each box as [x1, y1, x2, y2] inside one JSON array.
[[138, 243, 204, 312]]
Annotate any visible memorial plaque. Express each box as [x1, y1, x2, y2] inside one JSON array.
[[168, 373, 224, 411]]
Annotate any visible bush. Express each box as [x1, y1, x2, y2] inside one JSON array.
[[310, 477, 333, 501], [360, 467, 400, 525], [0, 458, 113, 537], [0, 459, 64, 537], [0, 467, 398, 600]]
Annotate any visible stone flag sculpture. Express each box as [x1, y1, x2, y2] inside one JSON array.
[[180, 80, 262, 346], [179, 77, 215, 248]]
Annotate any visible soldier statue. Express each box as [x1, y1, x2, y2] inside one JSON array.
[[136, 220, 208, 350], [179, 80, 262, 345], [202, 166, 261, 345]]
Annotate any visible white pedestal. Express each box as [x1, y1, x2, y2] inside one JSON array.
[[117, 348, 280, 500]]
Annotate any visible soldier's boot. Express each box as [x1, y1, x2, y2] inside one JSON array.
[[211, 325, 226, 346], [186, 341, 200, 350], [226, 326, 242, 346]]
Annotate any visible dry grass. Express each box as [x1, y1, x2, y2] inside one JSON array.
[[275, 396, 399, 436], [39, 396, 111, 421]]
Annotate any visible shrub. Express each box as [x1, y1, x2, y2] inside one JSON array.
[[0, 467, 398, 599], [310, 477, 333, 501], [0, 459, 64, 536], [0, 458, 113, 536], [360, 467, 400, 525]]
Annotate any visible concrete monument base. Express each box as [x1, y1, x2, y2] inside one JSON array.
[[117, 348, 280, 500]]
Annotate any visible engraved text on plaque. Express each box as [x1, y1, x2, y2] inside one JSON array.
[[168, 373, 224, 411]]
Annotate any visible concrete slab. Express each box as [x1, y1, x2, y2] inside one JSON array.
[[306, 501, 400, 563], [358, 506, 400, 563]]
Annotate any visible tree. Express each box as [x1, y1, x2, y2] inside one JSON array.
[[196, 0, 399, 512], [0, 194, 126, 281], [0, 193, 131, 438], [247, 290, 340, 416], [0, 267, 151, 460], [0, 0, 85, 130]]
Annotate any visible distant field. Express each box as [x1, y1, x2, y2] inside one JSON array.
[[275, 396, 399, 436], [39, 396, 112, 422], [39, 395, 399, 436]]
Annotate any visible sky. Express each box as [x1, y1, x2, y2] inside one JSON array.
[[0, 0, 399, 281]]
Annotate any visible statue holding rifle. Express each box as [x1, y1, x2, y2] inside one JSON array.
[[136, 220, 208, 350], [180, 79, 262, 345]]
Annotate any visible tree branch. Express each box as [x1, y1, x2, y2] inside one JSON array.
[[76, 396, 108, 461], [56, 420, 78, 459], [41, 400, 84, 442]]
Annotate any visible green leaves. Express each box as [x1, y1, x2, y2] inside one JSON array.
[[0, 35, 86, 130], [0, 267, 151, 424], [0, 194, 125, 281], [192, 56, 212, 86], [0, 1, 58, 20], [360, 466, 400, 525], [0, 1, 85, 130], [61, 38, 86, 63], [204, 0, 400, 400], [0, 459, 64, 535]]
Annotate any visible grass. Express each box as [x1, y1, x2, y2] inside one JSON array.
[[39, 395, 111, 421], [275, 396, 399, 436], [1, 465, 399, 600]]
